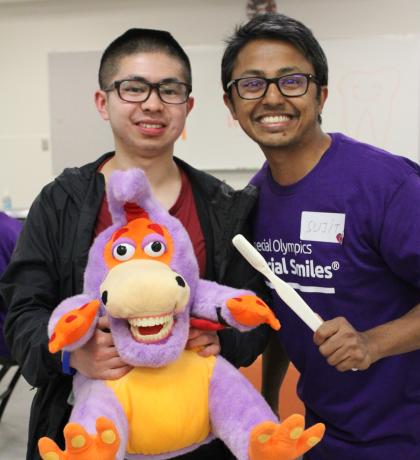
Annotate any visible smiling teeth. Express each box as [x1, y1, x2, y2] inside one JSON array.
[[129, 314, 171, 327], [140, 123, 163, 128], [260, 115, 290, 123], [129, 313, 174, 343]]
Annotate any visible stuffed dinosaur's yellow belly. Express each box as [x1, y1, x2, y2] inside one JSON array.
[[105, 350, 216, 455]]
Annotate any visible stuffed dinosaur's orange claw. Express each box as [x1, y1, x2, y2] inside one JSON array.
[[249, 414, 325, 460], [48, 300, 101, 353], [38, 417, 119, 460], [226, 295, 280, 330], [38, 436, 66, 460]]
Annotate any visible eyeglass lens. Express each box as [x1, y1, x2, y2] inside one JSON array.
[[118, 80, 189, 104], [237, 74, 309, 99]]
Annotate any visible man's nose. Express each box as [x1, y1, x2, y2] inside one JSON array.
[[261, 81, 286, 105], [141, 88, 164, 110]]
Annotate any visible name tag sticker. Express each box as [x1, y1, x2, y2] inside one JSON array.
[[300, 211, 345, 243]]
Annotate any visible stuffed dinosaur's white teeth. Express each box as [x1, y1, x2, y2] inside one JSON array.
[[129, 314, 172, 327], [128, 314, 174, 343]]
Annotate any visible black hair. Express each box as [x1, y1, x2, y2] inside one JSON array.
[[99, 28, 192, 89], [222, 13, 328, 96]]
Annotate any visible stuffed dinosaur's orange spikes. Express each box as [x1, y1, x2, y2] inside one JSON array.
[[48, 300, 101, 353], [226, 295, 280, 330]]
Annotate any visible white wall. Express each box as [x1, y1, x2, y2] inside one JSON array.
[[1, 0, 420, 208]]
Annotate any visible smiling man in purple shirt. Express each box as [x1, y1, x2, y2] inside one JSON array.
[[222, 13, 420, 460]]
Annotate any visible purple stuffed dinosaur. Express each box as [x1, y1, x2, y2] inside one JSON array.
[[38, 168, 325, 460]]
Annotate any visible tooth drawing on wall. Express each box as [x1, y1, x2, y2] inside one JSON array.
[[338, 68, 399, 146]]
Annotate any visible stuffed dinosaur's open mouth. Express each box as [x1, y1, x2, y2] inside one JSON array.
[[128, 313, 174, 343]]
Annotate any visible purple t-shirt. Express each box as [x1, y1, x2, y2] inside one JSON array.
[[252, 133, 420, 459], [0, 212, 22, 357]]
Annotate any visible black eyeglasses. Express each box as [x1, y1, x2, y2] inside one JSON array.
[[104, 78, 192, 104], [227, 73, 318, 100]]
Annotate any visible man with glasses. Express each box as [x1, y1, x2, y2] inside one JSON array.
[[1, 28, 269, 460], [222, 13, 420, 460]]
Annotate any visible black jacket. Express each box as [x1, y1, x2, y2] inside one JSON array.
[[1, 153, 269, 460]]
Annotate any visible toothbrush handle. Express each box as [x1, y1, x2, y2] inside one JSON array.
[[265, 271, 323, 332]]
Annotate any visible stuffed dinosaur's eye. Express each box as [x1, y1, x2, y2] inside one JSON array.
[[144, 241, 166, 257], [113, 243, 136, 261]]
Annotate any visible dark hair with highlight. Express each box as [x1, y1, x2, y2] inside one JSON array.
[[222, 13, 328, 97], [99, 28, 192, 90]]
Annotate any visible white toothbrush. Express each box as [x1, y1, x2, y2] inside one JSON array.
[[232, 234, 323, 332]]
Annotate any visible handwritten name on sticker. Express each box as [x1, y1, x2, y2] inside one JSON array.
[[300, 212, 345, 243]]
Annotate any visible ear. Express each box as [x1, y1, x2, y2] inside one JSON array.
[[95, 90, 110, 121], [318, 86, 328, 114], [107, 170, 153, 226], [223, 93, 238, 121], [107, 169, 168, 227], [186, 96, 194, 116]]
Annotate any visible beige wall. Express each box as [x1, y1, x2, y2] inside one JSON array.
[[1, 0, 419, 208]]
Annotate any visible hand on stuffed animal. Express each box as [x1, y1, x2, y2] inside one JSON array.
[[71, 316, 133, 380], [186, 327, 221, 357], [314, 316, 375, 371]]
